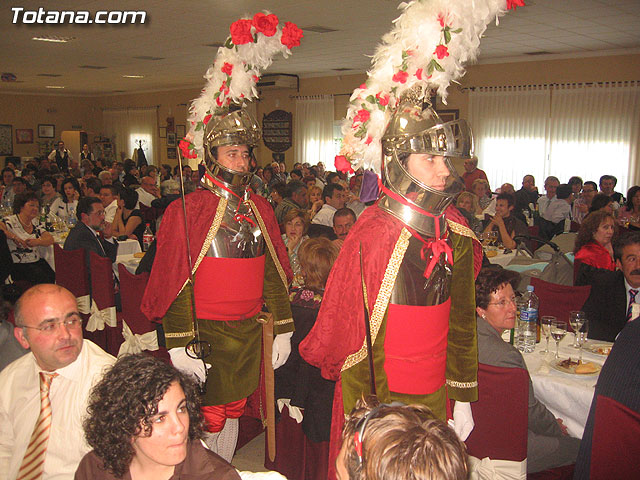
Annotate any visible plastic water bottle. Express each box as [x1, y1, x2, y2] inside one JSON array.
[[142, 223, 154, 252], [518, 285, 538, 353], [68, 205, 77, 228]]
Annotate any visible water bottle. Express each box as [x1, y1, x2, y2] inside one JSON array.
[[68, 205, 77, 228], [142, 223, 154, 252], [39, 206, 47, 225], [518, 285, 538, 353]]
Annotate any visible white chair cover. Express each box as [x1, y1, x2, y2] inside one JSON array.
[[117, 321, 159, 357]]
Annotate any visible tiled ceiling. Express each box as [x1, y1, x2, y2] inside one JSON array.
[[1, 0, 639, 96]]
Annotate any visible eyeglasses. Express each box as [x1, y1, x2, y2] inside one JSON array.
[[488, 296, 517, 308], [22, 316, 82, 334]]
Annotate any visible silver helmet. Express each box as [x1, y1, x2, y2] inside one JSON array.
[[379, 98, 473, 235], [201, 107, 261, 196]]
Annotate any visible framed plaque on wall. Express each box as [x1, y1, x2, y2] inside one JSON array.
[[262, 110, 292, 153]]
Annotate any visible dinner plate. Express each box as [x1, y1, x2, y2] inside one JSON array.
[[584, 343, 613, 356], [550, 359, 601, 376]]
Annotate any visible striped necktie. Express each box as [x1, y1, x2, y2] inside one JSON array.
[[17, 372, 58, 480], [627, 289, 638, 322]]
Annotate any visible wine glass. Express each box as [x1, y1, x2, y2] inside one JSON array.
[[569, 310, 586, 348], [540, 316, 555, 355], [550, 319, 567, 359], [577, 318, 589, 363]]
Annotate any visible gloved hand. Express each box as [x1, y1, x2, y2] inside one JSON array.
[[272, 332, 293, 370], [450, 401, 474, 441], [169, 347, 210, 384]]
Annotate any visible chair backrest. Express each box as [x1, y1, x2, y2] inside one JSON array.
[[118, 264, 153, 334], [89, 251, 115, 310], [464, 363, 528, 462], [590, 395, 640, 478], [530, 277, 591, 331], [54, 244, 89, 298]]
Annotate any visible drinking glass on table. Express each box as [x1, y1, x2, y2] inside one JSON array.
[[569, 310, 586, 348], [577, 318, 589, 363], [540, 315, 554, 354], [550, 319, 567, 359]]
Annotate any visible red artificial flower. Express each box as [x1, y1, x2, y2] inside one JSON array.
[[437, 13, 446, 28], [252, 13, 279, 37], [365, 136, 373, 145], [221, 62, 233, 76], [281, 22, 303, 49], [179, 140, 197, 159], [216, 97, 223, 106], [415, 68, 423, 80], [506, 0, 526, 10], [392, 70, 409, 84], [375, 92, 389, 106], [353, 108, 370, 124], [434, 44, 449, 59], [359, 83, 367, 89], [335, 155, 354, 174], [252, 75, 260, 83], [230, 19, 253, 45], [203, 114, 212, 125]]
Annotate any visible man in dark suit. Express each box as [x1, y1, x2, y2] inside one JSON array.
[[581, 232, 640, 341], [63, 197, 117, 263]]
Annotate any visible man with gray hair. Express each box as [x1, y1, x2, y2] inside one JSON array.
[[537, 176, 560, 218], [462, 155, 488, 192]]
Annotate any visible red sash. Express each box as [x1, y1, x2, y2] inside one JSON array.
[[193, 255, 265, 321], [383, 298, 451, 395]]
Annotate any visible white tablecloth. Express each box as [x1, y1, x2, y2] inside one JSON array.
[[521, 335, 611, 439], [113, 253, 142, 279], [43, 235, 141, 270], [486, 248, 532, 267]]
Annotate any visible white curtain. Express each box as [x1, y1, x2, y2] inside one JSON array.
[[295, 95, 334, 167], [103, 107, 158, 165], [469, 82, 640, 195], [469, 86, 550, 192]]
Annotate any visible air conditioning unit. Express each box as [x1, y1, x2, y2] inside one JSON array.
[[257, 74, 298, 90]]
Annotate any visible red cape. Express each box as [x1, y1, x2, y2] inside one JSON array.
[[141, 189, 292, 322], [574, 241, 616, 271]]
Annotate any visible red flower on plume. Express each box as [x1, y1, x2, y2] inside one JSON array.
[[230, 19, 253, 45], [179, 139, 197, 159], [353, 108, 370, 124], [507, 0, 526, 10], [281, 22, 303, 49], [365, 136, 373, 145], [221, 62, 233, 76], [434, 45, 449, 59], [252, 75, 260, 83], [415, 68, 423, 80], [335, 155, 354, 174], [375, 92, 390, 106], [216, 97, 223, 107], [392, 70, 409, 84], [252, 13, 279, 37], [359, 83, 366, 89], [203, 114, 212, 125]]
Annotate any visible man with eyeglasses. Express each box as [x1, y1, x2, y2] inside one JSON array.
[[135, 176, 160, 208], [64, 197, 118, 264], [0, 284, 114, 479]]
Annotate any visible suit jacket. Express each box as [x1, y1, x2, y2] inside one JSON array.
[[580, 269, 627, 342], [63, 222, 118, 263]]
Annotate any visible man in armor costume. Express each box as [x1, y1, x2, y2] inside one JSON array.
[[141, 107, 294, 462], [299, 99, 483, 478]]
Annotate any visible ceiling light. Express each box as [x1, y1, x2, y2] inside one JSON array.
[[45, 85, 65, 89], [33, 35, 75, 43], [300, 25, 338, 33], [133, 56, 164, 61], [122, 75, 144, 78], [80, 65, 107, 69], [37, 73, 62, 77]]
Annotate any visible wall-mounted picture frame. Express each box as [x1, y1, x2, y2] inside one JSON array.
[[176, 124, 186, 139], [159, 126, 167, 138], [167, 132, 176, 147], [436, 109, 459, 123], [16, 128, 34, 144], [167, 147, 177, 159], [38, 124, 55, 138], [0, 125, 12, 155]]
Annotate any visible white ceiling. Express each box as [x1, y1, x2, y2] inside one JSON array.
[[1, 0, 639, 96]]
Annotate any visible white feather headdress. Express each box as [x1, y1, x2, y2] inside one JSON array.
[[180, 12, 303, 159], [337, 0, 524, 174]]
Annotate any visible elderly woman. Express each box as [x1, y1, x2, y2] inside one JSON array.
[[38, 175, 62, 209], [50, 177, 82, 222], [281, 208, 310, 287], [475, 267, 580, 473], [76, 353, 240, 480], [574, 210, 617, 281], [0, 192, 55, 285], [471, 178, 493, 213]]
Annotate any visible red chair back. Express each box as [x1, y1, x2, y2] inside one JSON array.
[[118, 264, 153, 334], [590, 395, 640, 478], [464, 363, 528, 462], [89, 251, 115, 310], [54, 244, 89, 298], [530, 277, 591, 332]]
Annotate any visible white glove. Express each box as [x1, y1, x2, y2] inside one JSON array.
[[450, 401, 474, 441], [169, 347, 210, 384], [272, 332, 293, 370]]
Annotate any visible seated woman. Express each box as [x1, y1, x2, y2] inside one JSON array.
[[618, 185, 640, 231], [76, 353, 240, 480], [50, 177, 82, 223], [1, 192, 55, 285], [38, 175, 62, 209], [574, 210, 616, 285], [111, 187, 145, 248], [281, 208, 310, 288], [588, 193, 614, 215], [307, 185, 324, 220], [471, 178, 494, 216], [475, 267, 580, 473]]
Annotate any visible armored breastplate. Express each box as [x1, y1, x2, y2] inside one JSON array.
[[205, 195, 265, 258], [389, 234, 452, 306]]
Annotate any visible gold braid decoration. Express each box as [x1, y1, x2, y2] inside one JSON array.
[[178, 197, 228, 294], [342, 228, 412, 372], [165, 330, 196, 339], [249, 199, 289, 289], [446, 219, 478, 243]]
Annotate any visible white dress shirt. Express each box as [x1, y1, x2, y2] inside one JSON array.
[[537, 195, 555, 218], [0, 340, 114, 480], [311, 204, 337, 227], [104, 199, 118, 224], [135, 187, 157, 208]]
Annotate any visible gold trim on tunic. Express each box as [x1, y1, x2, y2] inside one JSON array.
[[447, 379, 478, 389], [274, 318, 294, 326], [447, 219, 478, 243], [249, 199, 289, 289], [165, 330, 196, 338], [342, 228, 412, 372]]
